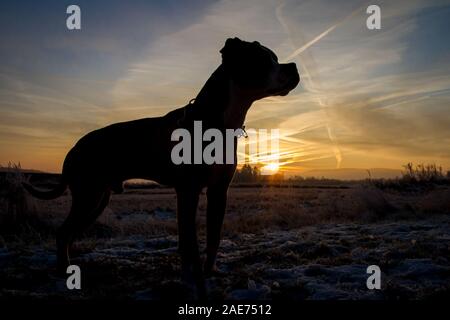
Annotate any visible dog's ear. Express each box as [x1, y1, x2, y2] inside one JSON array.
[[220, 38, 243, 75], [220, 37, 242, 57]]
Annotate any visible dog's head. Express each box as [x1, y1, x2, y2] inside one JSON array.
[[220, 37, 300, 99]]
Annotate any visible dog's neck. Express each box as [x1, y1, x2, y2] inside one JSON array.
[[193, 65, 254, 129]]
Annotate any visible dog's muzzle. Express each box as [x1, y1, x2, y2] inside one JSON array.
[[271, 63, 300, 96]]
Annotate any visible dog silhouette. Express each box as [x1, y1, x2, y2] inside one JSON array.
[[23, 37, 300, 298]]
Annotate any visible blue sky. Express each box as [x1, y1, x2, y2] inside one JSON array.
[[1, 0, 449, 174]]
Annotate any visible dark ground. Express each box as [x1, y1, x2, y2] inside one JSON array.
[[1, 175, 450, 300]]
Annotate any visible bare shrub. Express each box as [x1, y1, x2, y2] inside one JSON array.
[[0, 162, 37, 220], [402, 162, 446, 183], [0, 162, 52, 242], [374, 163, 449, 191]]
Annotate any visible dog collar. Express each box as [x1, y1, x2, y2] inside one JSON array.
[[181, 98, 246, 138], [236, 125, 248, 139]]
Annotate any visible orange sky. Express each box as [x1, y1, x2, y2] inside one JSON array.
[[1, 0, 450, 176]]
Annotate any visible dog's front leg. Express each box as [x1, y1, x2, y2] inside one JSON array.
[[176, 187, 205, 299], [204, 185, 227, 276]]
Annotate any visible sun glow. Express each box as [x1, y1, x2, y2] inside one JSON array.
[[261, 162, 280, 174]]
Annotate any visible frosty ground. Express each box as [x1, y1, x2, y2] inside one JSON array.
[[1, 185, 450, 300]]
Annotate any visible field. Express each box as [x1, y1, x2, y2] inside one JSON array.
[[1, 172, 450, 300]]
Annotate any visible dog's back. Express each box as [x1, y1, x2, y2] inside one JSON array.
[[22, 38, 299, 299]]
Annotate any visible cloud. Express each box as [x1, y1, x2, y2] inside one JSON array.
[[109, 0, 450, 171], [1, 0, 450, 172]]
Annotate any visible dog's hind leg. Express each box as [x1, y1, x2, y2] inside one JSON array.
[[83, 189, 111, 226], [175, 186, 206, 299], [56, 187, 110, 272], [204, 185, 227, 276]]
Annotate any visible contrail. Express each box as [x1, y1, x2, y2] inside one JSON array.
[[283, 24, 338, 62], [283, 4, 365, 62], [276, 0, 362, 168]]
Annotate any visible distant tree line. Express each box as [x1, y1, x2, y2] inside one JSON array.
[[232, 164, 261, 183]]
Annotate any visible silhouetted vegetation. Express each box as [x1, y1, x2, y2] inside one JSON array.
[[373, 163, 450, 191], [401, 162, 446, 182], [232, 164, 261, 183], [0, 163, 52, 243]]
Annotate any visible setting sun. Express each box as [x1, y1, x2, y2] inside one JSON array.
[[261, 162, 280, 175]]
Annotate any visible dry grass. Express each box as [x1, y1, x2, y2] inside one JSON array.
[[0, 163, 48, 244], [1, 172, 449, 246]]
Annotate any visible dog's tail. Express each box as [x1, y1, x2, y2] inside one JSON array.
[[22, 180, 67, 200]]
